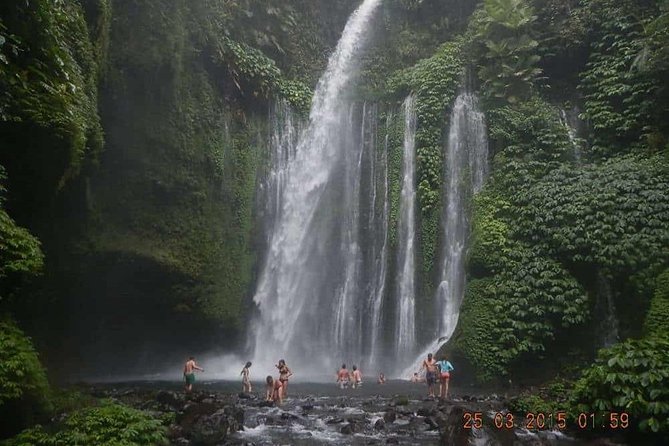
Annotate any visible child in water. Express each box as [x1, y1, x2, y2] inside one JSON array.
[[377, 372, 386, 384], [240, 361, 252, 393], [351, 365, 362, 388], [265, 375, 283, 405]]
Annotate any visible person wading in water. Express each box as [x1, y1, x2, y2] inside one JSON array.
[[183, 356, 204, 393], [265, 375, 283, 405], [351, 365, 363, 388], [240, 361, 252, 393], [421, 353, 438, 398], [337, 364, 350, 388], [276, 359, 293, 398]]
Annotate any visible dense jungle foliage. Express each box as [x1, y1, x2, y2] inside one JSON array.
[[0, 0, 668, 442]]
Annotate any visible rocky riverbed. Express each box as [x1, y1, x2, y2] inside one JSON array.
[[85, 381, 626, 446]]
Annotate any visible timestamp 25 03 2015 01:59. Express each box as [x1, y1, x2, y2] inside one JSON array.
[[463, 411, 630, 430]]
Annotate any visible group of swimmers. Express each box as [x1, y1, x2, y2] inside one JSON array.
[[241, 359, 293, 405], [184, 352, 454, 401], [336, 364, 363, 388]]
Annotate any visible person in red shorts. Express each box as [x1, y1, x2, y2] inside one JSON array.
[[436, 356, 454, 399]]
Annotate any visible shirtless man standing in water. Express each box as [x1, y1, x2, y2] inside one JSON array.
[[421, 353, 438, 398], [183, 356, 204, 393]]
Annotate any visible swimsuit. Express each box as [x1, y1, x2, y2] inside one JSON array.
[[426, 371, 437, 385], [184, 373, 195, 385], [436, 360, 454, 381], [273, 380, 282, 400]]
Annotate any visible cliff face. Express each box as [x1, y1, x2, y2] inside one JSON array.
[[0, 0, 358, 376]]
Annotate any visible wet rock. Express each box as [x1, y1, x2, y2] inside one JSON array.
[[424, 416, 439, 430], [168, 424, 185, 440], [374, 418, 385, 430], [417, 405, 436, 417], [340, 423, 359, 435], [301, 404, 314, 411], [257, 400, 274, 408], [173, 438, 191, 446], [386, 438, 399, 444], [281, 411, 299, 421], [190, 409, 232, 445], [156, 390, 183, 409], [394, 396, 409, 406], [238, 392, 252, 399], [326, 417, 344, 424], [436, 404, 470, 446], [176, 402, 218, 430], [383, 409, 397, 423]]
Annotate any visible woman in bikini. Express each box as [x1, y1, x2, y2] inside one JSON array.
[[265, 375, 283, 405], [276, 359, 293, 398], [436, 356, 454, 399]]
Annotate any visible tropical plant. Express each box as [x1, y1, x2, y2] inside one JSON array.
[[570, 338, 669, 435], [0, 168, 43, 302], [474, 0, 542, 102], [3, 401, 169, 446]]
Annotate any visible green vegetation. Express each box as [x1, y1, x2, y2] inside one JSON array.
[[0, 0, 103, 196], [571, 339, 669, 435], [3, 401, 168, 446], [0, 0, 668, 443], [0, 169, 43, 302], [473, 0, 542, 103], [387, 42, 463, 304], [576, 0, 667, 155], [644, 270, 669, 340], [0, 317, 52, 435]]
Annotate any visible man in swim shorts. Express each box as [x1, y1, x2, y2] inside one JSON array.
[[337, 364, 350, 389], [183, 356, 204, 393], [421, 353, 438, 398]]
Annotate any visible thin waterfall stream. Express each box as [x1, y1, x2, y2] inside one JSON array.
[[402, 92, 488, 376], [395, 94, 417, 362]]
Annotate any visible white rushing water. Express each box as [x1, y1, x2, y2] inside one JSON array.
[[395, 94, 417, 361], [559, 106, 582, 164], [251, 0, 383, 379], [402, 92, 489, 376], [367, 111, 390, 368]]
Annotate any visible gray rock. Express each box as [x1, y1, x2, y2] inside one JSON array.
[[374, 418, 385, 430], [383, 409, 397, 423]]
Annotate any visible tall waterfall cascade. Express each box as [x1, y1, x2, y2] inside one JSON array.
[[395, 95, 418, 361], [251, 0, 383, 378], [401, 92, 489, 376]]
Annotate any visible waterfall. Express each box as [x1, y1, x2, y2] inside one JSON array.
[[366, 111, 390, 368], [438, 92, 488, 340], [396, 95, 417, 360], [251, 0, 382, 378], [333, 103, 365, 355], [260, 100, 301, 244], [559, 106, 582, 164], [401, 92, 489, 376], [595, 272, 620, 347]]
